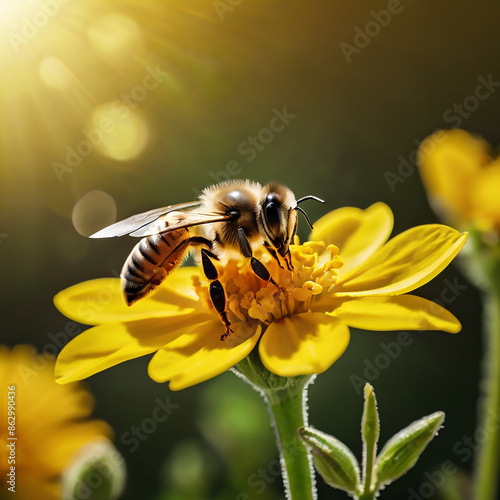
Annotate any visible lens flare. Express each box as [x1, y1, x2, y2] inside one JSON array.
[[0, 0, 227, 217], [89, 103, 150, 162], [87, 13, 144, 64], [39, 56, 73, 89]]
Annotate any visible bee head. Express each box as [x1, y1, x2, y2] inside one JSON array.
[[259, 183, 298, 257], [259, 183, 326, 258]]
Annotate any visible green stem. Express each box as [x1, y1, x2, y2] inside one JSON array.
[[264, 381, 316, 500], [474, 272, 500, 500], [236, 350, 316, 500], [357, 491, 376, 500], [358, 440, 376, 500], [362, 461, 375, 498]]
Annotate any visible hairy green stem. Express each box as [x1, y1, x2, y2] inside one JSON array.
[[357, 490, 376, 500], [236, 350, 316, 500], [264, 380, 316, 500]]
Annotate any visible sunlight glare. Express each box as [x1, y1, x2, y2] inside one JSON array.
[[0, 0, 37, 31]]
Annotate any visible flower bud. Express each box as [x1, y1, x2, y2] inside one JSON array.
[[361, 383, 380, 491], [298, 426, 360, 495], [62, 438, 126, 500], [361, 384, 380, 453], [375, 411, 445, 486]]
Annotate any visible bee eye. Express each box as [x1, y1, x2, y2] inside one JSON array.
[[265, 201, 281, 230]]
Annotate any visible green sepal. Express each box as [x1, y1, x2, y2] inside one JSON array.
[[62, 438, 126, 500], [234, 344, 313, 399], [375, 411, 445, 487], [298, 426, 360, 496]]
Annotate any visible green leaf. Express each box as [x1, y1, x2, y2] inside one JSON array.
[[298, 426, 360, 495], [375, 411, 445, 487]]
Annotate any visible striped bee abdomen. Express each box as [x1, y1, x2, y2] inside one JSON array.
[[121, 228, 190, 305]]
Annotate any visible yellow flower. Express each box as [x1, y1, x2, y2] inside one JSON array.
[[0, 345, 111, 500], [55, 203, 467, 390], [418, 129, 500, 232]]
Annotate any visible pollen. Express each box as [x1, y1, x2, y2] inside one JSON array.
[[192, 242, 344, 331]]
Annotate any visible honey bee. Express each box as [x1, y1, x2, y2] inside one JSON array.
[[91, 180, 324, 339]]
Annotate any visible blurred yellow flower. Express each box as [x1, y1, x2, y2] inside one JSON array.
[[419, 129, 500, 232], [54, 203, 466, 390], [0, 346, 111, 500]]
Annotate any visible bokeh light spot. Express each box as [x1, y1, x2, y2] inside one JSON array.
[[72, 190, 117, 237], [89, 103, 149, 161], [87, 13, 144, 63], [39, 56, 72, 89]]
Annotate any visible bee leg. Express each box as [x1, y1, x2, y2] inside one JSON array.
[[264, 243, 284, 269], [209, 282, 233, 341], [201, 248, 233, 341], [189, 236, 215, 250], [237, 228, 281, 289], [283, 251, 293, 271], [264, 242, 293, 271]]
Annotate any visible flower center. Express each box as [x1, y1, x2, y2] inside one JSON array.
[[192, 241, 343, 329]]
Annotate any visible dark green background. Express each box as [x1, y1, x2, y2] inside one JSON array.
[[1, 1, 499, 498]]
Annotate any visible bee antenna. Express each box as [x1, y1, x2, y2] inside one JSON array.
[[296, 195, 325, 205], [294, 195, 325, 230], [295, 206, 315, 230]]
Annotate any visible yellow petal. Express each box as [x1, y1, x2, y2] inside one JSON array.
[[310, 202, 394, 275], [418, 129, 491, 222], [54, 267, 201, 325], [15, 480, 60, 500], [55, 313, 210, 383], [38, 423, 112, 474], [332, 225, 467, 296], [148, 321, 260, 390], [470, 160, 500, 230], [259, 312, 350, 377], [331, 295, 461, 333]]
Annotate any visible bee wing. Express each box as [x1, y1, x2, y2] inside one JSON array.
[[129, 211, 232, 237], [89, 201, 202, 238]]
